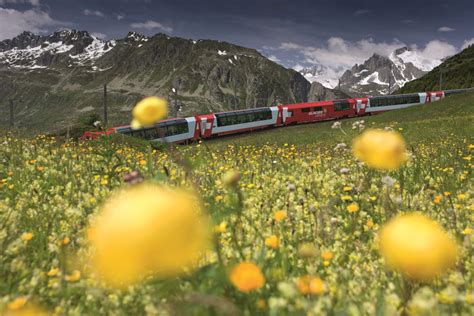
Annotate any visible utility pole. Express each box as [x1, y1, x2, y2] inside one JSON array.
[[9, 99, 14, 128], [103, 84, 108, 127], [388, 63, 392, 95], [439, 70, 443, 91]]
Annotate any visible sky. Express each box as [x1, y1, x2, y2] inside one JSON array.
[[1, 0, 473, 76]]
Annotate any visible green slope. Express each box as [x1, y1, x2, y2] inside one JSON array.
[[397, 45, 474, 93], [206, 91, 474, 147]]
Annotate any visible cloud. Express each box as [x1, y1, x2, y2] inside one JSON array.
[[353, 9, 370, 16], [279, 37, 458, 81], [83, 9, 104, 17], [0, 7, 63, 40], [438, 26, 455, 32], [416, 40, 457, 60], [0, 0, 40, 6], [461, 38, 474, 50], [130, 20, 173, 33], [114, 13, 125, 20]]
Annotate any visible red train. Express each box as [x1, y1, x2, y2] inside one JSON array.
[[82, 89, 470, 143]]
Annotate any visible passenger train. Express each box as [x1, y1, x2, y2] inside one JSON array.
[[82, 89, 472, 143]]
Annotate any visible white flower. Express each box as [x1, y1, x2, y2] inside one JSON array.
[[332, 121, 342, 129], [93, 121, 102, 128], [381, 176, 396, 188], [334, 143, 347, 151], [340, 168, 350, 174]]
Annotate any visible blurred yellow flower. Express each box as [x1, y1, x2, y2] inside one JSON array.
[[8, 297, 27, 310], [379, 213, 458, 281], [297, 275, 325, 295], [89, 184, 211, 288], [222, 170, 241, 187], [434, 195, 443, 204], [47, 268, 60, 277], [21, 232, 33, 242], [274, 211, 287, 222], [321, 251, 333, 261], [462, 227, 472, 235], [352, 129, 408, 170], [65, 270, 81, 282], [214, 221, 227, 234], [62, 237, 70, 246], [256, 298, 266, 309], [265, 235, 280, 249], [132, 96, 168, 128], [229, 262, 265, 292], [347, 203, 359, 213], [298, 243, 318, 258]]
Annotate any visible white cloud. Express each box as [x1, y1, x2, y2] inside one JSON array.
[[0, 0, 40, 6], [281, 38, 457, 80], [0, 7, 62, 40], [130, 20, 173, 33], [461, 38, 474, 50], [115, 13, 125, 20], [438, 26, 455, 32], [267, 55, 281, 63], [83, 9, 104, 18], [353, 9, 370, 16]]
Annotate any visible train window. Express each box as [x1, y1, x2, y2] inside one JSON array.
[[370, 94, 420, 107], [216, 109, 272, 126], [334, 101, 350, 111], [301, 107, 311, 113], [313, 106, 323, 112]]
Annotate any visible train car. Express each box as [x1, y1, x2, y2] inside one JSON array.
[[198, 107, 279, 138], [366, 92, 426, 113], [113, 117, 199, 144], [279, 101, 332, 125]]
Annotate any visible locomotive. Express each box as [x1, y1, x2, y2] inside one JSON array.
[[82, 89, 471, 143]]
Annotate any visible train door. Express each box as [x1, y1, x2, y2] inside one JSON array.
[[282, 107, 292, 125], [199, 115, 215, 138], [356, 98, 369, 115]]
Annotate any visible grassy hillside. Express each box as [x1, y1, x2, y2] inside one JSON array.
[[397, 45, 474, 93], [207, 90, 474, 147]]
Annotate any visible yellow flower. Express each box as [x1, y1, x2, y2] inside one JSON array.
[[457, 194, 466, 201], [256, 298, 266, 309], [462, 227, 472, 235], [214, 195, 224, 202], [352, 129, 408, 170], [434, 195, 443, 204], [229, 262, 265, 292], [8, 297, 28, 310], [321, 251, 333, 261], [347, 203, 359, 213], [21, 232, 33, 242], [47, 268, 60, 277], [89, 184, 211, 288], [214, 221, 227, 234], [298, 243, 318, 258], [265, 235, 280, 249], [343, 186, 353, 192], [367, 219, 374, 229], [379, 213, 458, 281], [309, 277, 325, 295], [274, 211, 287, 222], [62, 237, 70, 246], [222, 170, 241, 187], [65, 270, 81, 282], [297, 276, 325, 295], [132, 96, 168, 127], [341, 195, 352, 201]]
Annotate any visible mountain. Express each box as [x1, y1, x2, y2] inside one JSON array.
[[299, 64, 339, 89], [397, 44, 474, 93], [337, 47, 443, 96], [0, 30, 310, 133], [307, 81, 351, 102]]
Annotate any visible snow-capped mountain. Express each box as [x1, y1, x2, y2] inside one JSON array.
[[298, 64, 340, 89], [0, 30, 116, 70], [338, 47, 444, 96]]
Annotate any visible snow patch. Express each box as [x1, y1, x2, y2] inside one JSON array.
[[218, 50, 227, 56]]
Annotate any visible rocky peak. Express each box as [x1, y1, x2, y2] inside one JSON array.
[[0, 31, 43, 51]]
